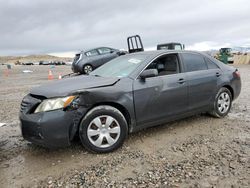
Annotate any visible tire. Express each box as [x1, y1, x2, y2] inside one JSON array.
[[83, 64, 93, 74], [209, 87, 232, 118], [79, 105, 128, 153]]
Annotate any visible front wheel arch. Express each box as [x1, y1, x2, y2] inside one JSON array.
[[209, 87, 232, 118], [78, 105, 128, 153], [85, 102, 131, 132], [72, 102, 132, 142]]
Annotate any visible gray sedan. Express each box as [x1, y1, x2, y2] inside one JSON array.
[[20, 50, 241, 153], [71, 47, 126, 74]]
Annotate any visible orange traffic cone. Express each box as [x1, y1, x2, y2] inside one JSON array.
[[58, 73, 62, 80], [48, 69, 54, 80], [4, 69, 9, 77]]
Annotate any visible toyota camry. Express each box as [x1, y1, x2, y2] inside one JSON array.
[[20, 50, 241, 153]]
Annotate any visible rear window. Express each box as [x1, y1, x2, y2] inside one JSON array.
[[182, 53, 207, 72], [205, 57, 220, 69], [73, 54, 81, 63], [74, 54, 80, 59]]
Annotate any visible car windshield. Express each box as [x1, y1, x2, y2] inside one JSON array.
[[89, 54, 148, 78]]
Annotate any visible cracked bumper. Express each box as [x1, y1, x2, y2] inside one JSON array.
[[19, 108, 87, 148]]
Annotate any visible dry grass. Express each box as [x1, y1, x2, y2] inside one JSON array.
[[233, 53, 250, 64]]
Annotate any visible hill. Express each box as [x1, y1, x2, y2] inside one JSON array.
[[0, 54, 73, 64]]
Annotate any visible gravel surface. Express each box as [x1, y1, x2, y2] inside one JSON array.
[[0, 65, 249, 187]]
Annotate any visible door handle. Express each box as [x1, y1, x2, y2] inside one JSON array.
[[216, 72, 221, 77], [177, 78, 185, 84]]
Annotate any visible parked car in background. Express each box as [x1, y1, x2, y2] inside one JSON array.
[[157, 42, 185, 50], [38, 61, 66, 65], [15, 61, 22, 65], [20, 50, 241, 153], [39, 61, 50, 65], [71, 47, 126, 74], [51, 61, 66, 65], [65, 61, 73, 66], [22, 62, 34, 65]]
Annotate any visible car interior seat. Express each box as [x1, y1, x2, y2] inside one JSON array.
[[156, 63, 165, 72], [158, 55, 179, 76]]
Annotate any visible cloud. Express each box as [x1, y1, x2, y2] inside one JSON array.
[[0, 0, 249, 55], [187, 41, 232, 51]]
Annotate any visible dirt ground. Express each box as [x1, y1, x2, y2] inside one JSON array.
[[0, 65, 249, 188]]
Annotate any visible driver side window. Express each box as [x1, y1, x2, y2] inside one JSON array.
[[146, 54, 180, 76], [85, 49, 99, 57]]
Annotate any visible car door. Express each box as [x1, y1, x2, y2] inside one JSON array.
[[180, 52, 220, 111], [85, 49, 103, 68], [133, 53, 188, 128]]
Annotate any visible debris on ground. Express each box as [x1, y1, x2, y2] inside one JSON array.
[[22, 70, 33, 73], [0, 123, 6, 127]]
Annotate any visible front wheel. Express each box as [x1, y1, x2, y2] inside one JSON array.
[[79, 105, 128, 153], [210, 87, 232, 118], [83, 64, 93, 74]]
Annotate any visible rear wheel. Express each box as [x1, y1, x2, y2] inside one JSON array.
[[210, 87, 232, 118], [79, 105, 128, 153], [83, 64, 93, 74]]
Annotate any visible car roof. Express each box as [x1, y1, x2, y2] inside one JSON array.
[[128, 50, 206, 56], [80, 47, 114, 53]]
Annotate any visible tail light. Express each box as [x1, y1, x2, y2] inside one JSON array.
[[233, 69, 240, 78]]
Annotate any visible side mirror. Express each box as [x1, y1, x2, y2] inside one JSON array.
[[140, 69, 158, 79], [117, 51, 126, 56]]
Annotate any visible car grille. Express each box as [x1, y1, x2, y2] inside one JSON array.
[[20, 95, 42, 114]]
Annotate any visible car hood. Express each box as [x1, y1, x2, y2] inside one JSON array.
[[30, 75, 119, 98]]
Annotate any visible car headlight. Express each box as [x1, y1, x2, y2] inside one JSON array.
[[34, 96, 76, 113]]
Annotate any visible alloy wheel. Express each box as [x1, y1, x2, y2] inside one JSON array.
[[84, 65, 93, 74]]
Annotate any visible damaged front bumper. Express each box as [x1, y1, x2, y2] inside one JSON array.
[[19, 95, 87, 148]]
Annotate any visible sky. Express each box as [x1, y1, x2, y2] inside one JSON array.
[[0, 0, 249, 57]]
